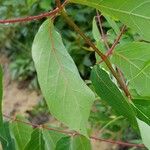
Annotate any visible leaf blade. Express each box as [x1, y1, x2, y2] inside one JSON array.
[[112, 42, 150, 97], [42, 129, 66, 150], [55, 135, 91, 150], [137, 118, 150, 149], [32, 19, 95, 136], [0, 66, 15, 150], [91, 65, 137, 128], [9, 117, 33, 150], [132, 98, 150, 125], [24, 128, 45, 150], [70, 0, 150, 41]]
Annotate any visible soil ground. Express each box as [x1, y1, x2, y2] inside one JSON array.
[[0, 54, 40, 116]]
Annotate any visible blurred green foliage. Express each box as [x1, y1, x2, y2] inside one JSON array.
[[0, 0, 45, 89]]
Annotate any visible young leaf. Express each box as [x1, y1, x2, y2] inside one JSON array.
[[55, 135, 91, 150], [32, 19, 95, 136], [24, 128, 45, 150], [9, 117, 33, 150], [91, 65, 137, 128], [42, 129, 66, 150], [70, 0, 150, 41], [112, 42, 150, 97], [137, 118, 150, 149]]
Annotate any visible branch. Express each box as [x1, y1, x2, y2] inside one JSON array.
[[3, 113, 73, 135], [90, 136, 144, 148], [97, 25, 126, 65], [106, 25, 126, 57], [0, 0, 68, 24], [3, 114, 145, 148], [96, 11, 109, 49]]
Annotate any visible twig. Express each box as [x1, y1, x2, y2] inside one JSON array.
[[97, 25, 126, 65], [3, 113, 145, 148], [96, 11, 109, 49], [0, 0, 68, 24], [90, 136, 144, 148], [3, 113, 73, 135], [106, 25, 126, 57]]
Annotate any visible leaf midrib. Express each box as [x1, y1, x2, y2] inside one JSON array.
[[48, 24, 83, 127]]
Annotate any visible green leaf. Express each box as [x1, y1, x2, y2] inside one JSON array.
[[0, 122, 15, 150], [39, 0, 52, 10], [32, 19, 95, 136], [42, 129, 66, 150], [92, 17, 100, 41], [70, 135, 91, 150], [137, 118, 150, 149], [133, 98, 150, 106], [0, 61, 15, 150], [55, 136, 71, 150], [91, 65, 137, 128], [9, 117, 33, 150], [132, 98, 150, 125], [55, 135, 91, 150], [70, 0, 150, 41], [24, 128, 45, 150], [104, 15, 120, 35], [27, 0, 37, 7], [112, 42, 150, 97]]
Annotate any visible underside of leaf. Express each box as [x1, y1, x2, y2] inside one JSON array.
[[32, 19, 95, 136]]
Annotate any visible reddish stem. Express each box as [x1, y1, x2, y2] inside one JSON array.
[[96, 11, 109, 49], [106, 25, 126, 57], [3, 113, 73, 135], [97, 25, 126, 64], [3, 113, 145, 148], [90, 136, 144, 148], [0, 0, 68, 24]]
